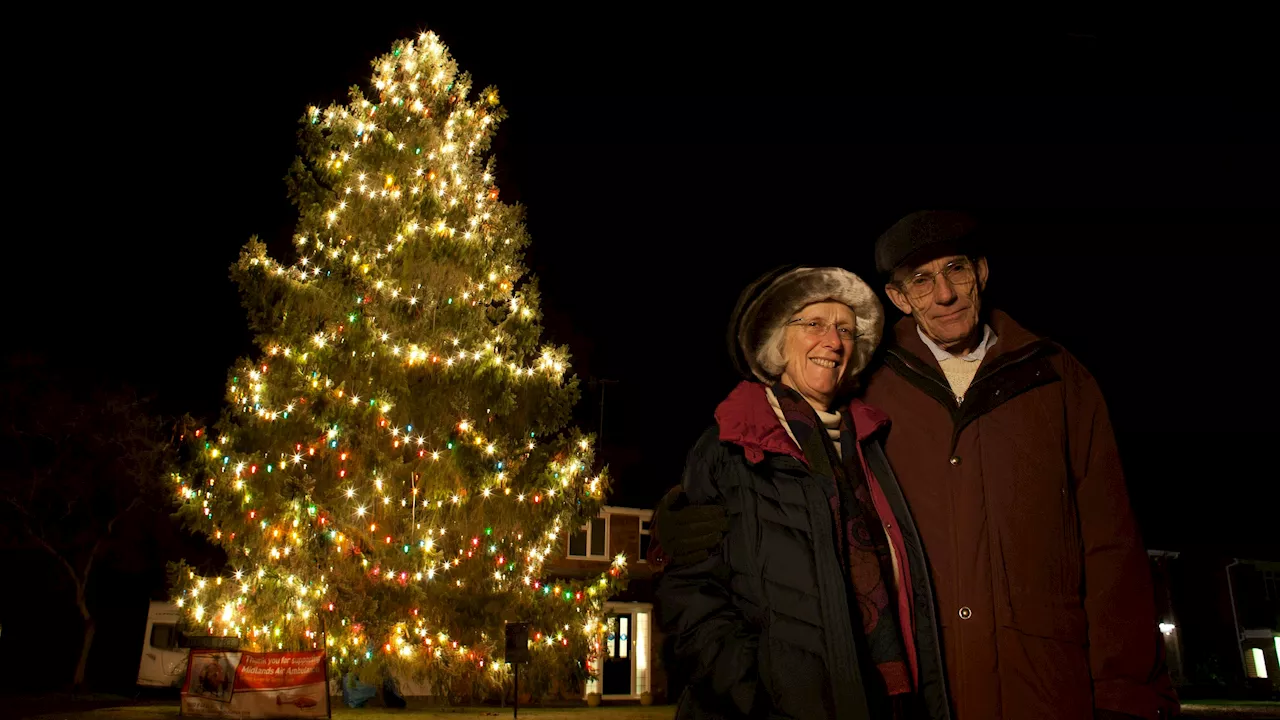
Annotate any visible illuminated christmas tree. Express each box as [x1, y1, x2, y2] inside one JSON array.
[[169, 31, 624, 699]]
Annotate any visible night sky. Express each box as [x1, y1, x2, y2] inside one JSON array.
[[11, 13, 1279, 562]]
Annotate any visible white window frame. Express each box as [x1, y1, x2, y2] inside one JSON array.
[[568, 513, 610, 559]]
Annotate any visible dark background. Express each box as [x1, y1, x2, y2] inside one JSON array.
[[4, 11, 1278, 692]]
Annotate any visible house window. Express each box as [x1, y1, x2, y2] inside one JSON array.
[[634, 610, 650, 693], [569, 516, 608, 559], [639, 519, 652, 562], [1246, 647, 1269, 679], [1263, 570, 1279, 601]]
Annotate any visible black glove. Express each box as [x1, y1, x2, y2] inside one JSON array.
[[654, 486, 729, 567]]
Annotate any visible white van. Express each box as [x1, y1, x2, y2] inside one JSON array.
[[136, 601, 189, 688], [135, 602, 436, 698]]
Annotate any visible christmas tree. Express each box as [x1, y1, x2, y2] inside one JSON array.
[[169, 31, 625, 700]]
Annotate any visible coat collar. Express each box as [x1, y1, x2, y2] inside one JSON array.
[[714, 381, 889, 465], [890, 308, 1042, 374]]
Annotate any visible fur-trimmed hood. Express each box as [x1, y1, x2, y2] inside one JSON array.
[[728, 266, 884, 385]]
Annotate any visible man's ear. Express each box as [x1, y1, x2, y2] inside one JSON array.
[[884, 283, 914, 315], [975, 257, 989, 290]]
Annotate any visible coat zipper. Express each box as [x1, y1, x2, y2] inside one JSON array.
[[773, 456, 871, 718], [889, 342, 1050, 409], [886, 348, 961, 406], [881, 339, 1053, 719]]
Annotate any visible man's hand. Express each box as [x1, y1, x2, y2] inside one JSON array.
[[654, 486, 729, 567]]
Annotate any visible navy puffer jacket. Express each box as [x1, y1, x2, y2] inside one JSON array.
[[657, 382, 950, 720]]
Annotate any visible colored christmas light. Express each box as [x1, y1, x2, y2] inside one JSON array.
[[168, 30, 623, 696]]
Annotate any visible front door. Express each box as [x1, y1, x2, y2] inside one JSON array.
[[603, 613, 632, 696]]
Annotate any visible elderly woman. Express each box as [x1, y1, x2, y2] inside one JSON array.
[[656, 267, 949, 720]]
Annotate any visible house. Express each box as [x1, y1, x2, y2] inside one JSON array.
[[1149, 549, 1280, 698], [546, 505, 667, 703], [139, 505, 672, 703]]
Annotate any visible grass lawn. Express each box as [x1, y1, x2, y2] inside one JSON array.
[[28, 699, 1280, 720], [1183, 701, 1280, 707], [30, 703, 678, 720], [1179, 700, 1280, 719]]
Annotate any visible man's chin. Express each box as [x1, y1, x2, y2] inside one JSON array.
[[931, 330, 976, 350]]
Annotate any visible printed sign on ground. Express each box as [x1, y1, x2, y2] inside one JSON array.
[[181, 648, 329, 718]]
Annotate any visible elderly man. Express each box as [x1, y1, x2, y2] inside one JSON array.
[[858, 211, 1177, 720], [654, 212, 1177, 720]]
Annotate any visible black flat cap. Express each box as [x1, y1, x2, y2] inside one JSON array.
[[874, 210, 979, 276]]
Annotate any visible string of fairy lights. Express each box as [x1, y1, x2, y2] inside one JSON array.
[[170, 31, 624, 683]]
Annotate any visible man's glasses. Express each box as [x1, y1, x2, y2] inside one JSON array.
[[898, 258, 977, 299]]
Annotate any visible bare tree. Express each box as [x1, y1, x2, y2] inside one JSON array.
[[0, 362, 175, 689]]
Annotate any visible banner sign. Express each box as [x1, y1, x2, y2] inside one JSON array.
[[181, 649, 329, 718]]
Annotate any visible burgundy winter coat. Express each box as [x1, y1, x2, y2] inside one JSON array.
[[860, 310, 1178, 720]]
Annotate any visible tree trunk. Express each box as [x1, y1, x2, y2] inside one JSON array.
[[72, 594, 95, 690]]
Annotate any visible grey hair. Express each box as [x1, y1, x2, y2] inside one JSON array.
[[733, 267, 884, 386], [753, 314, 865, 392], [755, 323, 790, 380]]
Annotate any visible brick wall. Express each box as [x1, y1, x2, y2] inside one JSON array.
[[552, 513, 656, 575]]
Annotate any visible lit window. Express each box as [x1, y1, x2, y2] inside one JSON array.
[[634, 611, 649, 695], [1247, 647, 1269, 679], [619, 616, 629, 659]]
